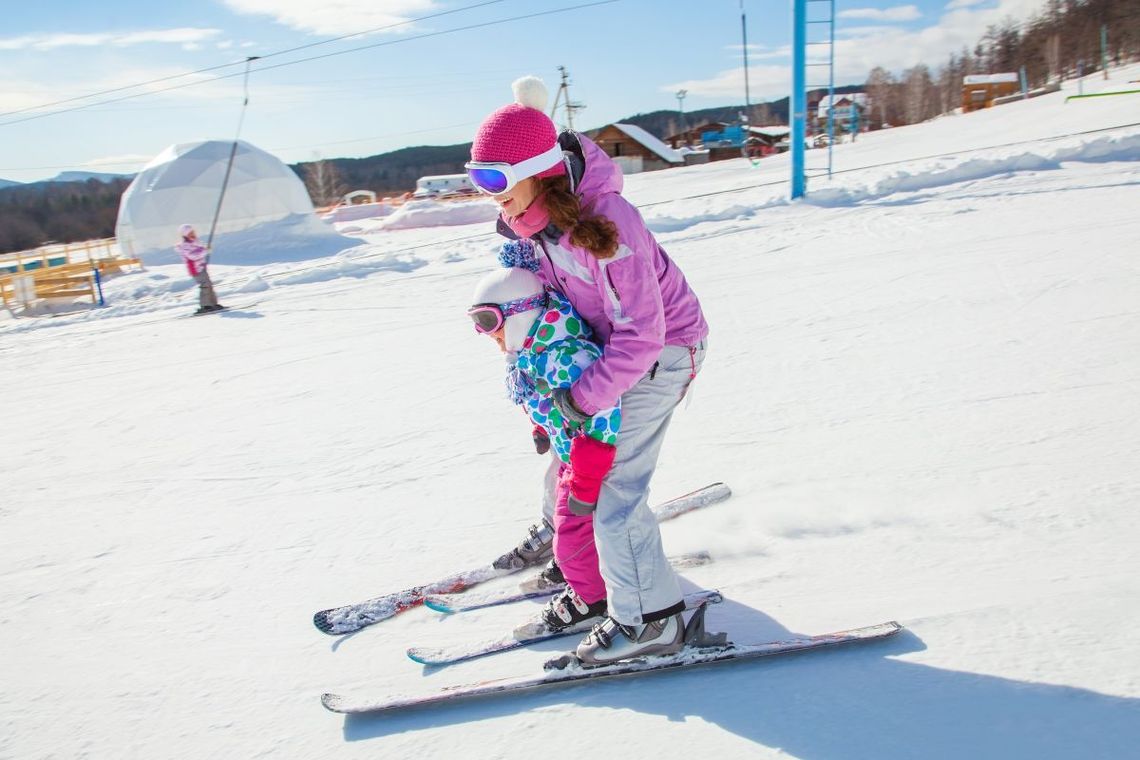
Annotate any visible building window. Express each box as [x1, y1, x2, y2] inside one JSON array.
[[614, 142, 624, 156]]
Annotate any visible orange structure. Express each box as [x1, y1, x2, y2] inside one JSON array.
[[962, 73, 1020, 112]]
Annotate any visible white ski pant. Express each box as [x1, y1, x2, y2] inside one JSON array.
[[542, 340, 706, 625]]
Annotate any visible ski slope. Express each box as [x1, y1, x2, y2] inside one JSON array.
[[2, 67, 1138, 758]]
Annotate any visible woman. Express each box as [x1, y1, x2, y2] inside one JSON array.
[[468, 77, 709, 665]]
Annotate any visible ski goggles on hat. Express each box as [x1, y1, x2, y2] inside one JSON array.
[[467, 292, 547, 335], [465, 143, 564, 195]]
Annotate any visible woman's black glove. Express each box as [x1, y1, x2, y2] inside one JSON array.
[[551, 387, 591, 427]]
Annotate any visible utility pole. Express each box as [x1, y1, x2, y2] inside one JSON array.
[[550, 66, 585, 130], [740, 0, 752, 121], [676, 89, 688, 143]]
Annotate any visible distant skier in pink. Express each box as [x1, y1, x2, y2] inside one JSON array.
[[176, 224, 223, 315]]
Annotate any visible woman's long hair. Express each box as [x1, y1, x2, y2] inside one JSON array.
[[538, 175, 619, 259]]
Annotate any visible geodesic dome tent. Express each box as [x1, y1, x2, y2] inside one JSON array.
[[115, 139, 318, 263]]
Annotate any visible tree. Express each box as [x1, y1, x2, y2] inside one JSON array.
[[991, 17, 1023, 73], [938, 53, 964, 113], [301, 159, 347, 207], [865, 66, 898, 128], [903, 64, 938, 124], [752, 103, 776, 126]]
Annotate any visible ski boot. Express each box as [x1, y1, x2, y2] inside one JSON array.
[[575, 611, 685, 666], [492, 518, 554, 571], [538, 558, 565, 586], [540, 587, 607, 633]]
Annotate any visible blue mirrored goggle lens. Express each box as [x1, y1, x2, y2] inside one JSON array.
[[468, 167, 509, 194]]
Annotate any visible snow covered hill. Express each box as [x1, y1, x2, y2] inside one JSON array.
[[2, 67, 1138, 759]]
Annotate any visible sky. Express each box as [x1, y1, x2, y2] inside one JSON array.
[[0, 0, 1052, 184]]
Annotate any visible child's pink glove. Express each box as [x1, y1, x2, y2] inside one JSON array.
[[567, 435, 617, 515]]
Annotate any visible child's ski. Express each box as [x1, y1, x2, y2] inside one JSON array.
[[312, 482, 730, 635], [423, 550, 713, 614], [408, 589, 723, 666], [322, 620, 903, 714], [183, 301, 260, 318]]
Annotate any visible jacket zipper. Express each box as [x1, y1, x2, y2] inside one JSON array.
[[605, 267, 621, 304]]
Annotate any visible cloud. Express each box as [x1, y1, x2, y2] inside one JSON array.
[[0, 28, 222, 51], [664, 0, 1044, 100], [223, 0, 439, 36], [667, 64, 792, 103], [726, 44, 793, 61], [83, 154, 155, 171], [946, 0, 986, 8], [838, 5, 923, 22]]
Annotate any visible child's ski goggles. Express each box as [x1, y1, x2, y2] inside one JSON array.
[[467, 292, 547, 334], [465, 143, 564, 195]]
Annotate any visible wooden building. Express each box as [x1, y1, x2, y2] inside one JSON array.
[[962, 73, 1020, 112], [665, 122, 729, 149], [591, 123, 684, 174], [744, 126, 791, 159]]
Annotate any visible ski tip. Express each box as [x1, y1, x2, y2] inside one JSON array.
[[321, 692, 347, 712], [406, 647, 444, 666], [313, 612, 336, 634], [422, 598, 455, 614]]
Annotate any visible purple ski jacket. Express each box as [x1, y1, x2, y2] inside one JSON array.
[[501, 134, 708, 416]]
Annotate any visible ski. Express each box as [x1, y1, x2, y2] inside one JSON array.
[[423, 550, 713, 615], [321, 619, 903, 714], [312, 482, 731, 635], [408, 589, 723, 666], [183, 301, 259, 318]]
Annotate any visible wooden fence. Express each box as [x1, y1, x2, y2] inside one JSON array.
[[0, 238, 143, 310]]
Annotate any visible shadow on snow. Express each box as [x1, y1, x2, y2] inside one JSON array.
[[337, 595, 1140, 758]]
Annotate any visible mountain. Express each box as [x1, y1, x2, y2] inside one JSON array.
[[292, 86, 865, 196], [47, 171, 134, 184], [616, 85, 865, 136], [293, 143, 472, 198], [1, 89, 865, 252]]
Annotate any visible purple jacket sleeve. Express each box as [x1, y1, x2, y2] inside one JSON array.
[[570, 234, 666, 415]]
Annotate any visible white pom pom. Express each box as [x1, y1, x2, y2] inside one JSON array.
[[512, 76, 548, 111]]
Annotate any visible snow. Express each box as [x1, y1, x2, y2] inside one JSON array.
[[2, 66, 1139, 758]]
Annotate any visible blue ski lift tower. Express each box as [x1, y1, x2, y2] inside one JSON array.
[[791, 0, 837, 199]]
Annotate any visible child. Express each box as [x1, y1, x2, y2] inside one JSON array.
[[176, 224, 223, 315], [468, 247, 620, 633]]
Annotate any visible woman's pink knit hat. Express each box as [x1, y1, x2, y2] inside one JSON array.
[[470, 76, 566, 179]]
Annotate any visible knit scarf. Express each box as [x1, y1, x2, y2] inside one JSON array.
[[502, 194, 550, 239]]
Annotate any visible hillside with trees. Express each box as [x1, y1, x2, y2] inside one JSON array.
[[289, 88, 862, 205], [864, 0, 1137, 127], [0, 178, 131, 254]]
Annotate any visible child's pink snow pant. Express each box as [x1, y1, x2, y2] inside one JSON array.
[[552, 463, 606, 604]]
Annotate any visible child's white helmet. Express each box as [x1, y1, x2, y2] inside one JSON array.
[[470, 267, 545, 352]]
